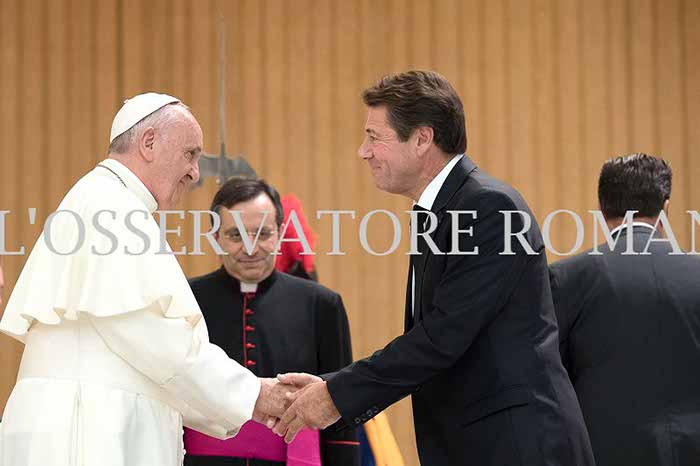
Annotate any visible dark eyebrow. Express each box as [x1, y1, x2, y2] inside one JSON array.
[[366, 128, 379, 136]]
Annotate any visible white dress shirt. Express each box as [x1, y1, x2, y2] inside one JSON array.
[[609, 220, 656, 237]]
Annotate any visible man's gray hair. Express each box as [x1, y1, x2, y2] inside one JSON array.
[[108, 102, 191, 154]]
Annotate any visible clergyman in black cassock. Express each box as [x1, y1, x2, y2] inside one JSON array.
[[184, 177, 359, 466]]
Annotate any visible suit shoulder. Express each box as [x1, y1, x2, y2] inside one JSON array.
[[458, 169, 529, 212], [551, 248, 599, 269], [550, 249, 605, 288]]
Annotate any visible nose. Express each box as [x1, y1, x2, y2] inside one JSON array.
[[357, 139, 370, 159], [189, 160, 200, 184], [244, 237, 261, 256]]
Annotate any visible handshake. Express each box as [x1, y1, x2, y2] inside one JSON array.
[[252, 373, 342, 443]]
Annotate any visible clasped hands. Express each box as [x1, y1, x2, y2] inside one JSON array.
[[252, 373, 341, 443]]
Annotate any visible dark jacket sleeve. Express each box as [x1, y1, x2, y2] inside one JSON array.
[[317, 293, 360, 466], [549, 263, 572, 370], [326, 191, 533, 429], [549, 257, 591, 381]]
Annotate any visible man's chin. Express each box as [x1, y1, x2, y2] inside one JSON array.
[[239, 272, 265, 283], [162, 184, 190, 210]]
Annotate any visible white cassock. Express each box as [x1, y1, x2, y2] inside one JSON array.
[[0, 159, 260, 466]]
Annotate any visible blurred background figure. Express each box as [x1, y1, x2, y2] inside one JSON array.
[[275, 193, 318, 281], [184, 178, 359, 466], [550, 153, 700, 466], [0, 257, 4, 308]]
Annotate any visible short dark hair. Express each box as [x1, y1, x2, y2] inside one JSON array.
[[210, 178, 284, 227], [598, 153, 672, 219], [362, 70, 467, 155]]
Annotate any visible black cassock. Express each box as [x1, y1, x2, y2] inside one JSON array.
[[185, 267, 359, 466]]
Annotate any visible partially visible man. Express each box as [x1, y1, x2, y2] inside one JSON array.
[[275, 70, 594, 466], [550, 153, 700, 466], [0, 93, 294, 466], [0, 257, 4, 308], [184, 178, 358, 466]]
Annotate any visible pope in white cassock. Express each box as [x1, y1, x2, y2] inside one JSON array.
[[0, 93, 293, 466]]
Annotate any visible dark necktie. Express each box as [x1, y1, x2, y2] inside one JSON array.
[[410, 205, 430, 322], [413, 204, 430, 253]]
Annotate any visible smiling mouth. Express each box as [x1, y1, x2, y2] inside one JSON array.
[[238, 258, 263, 264]]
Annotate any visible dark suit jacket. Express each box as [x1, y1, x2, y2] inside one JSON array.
[[550, 226, 700, 466], [326, 157, 594, 466]]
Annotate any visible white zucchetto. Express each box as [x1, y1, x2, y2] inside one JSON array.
[[109, 92, 180, 143]]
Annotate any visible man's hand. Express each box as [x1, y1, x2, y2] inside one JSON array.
[[272, 376, 341, 444], [277, 372, 323, 389], [252, 378, 298, 428]]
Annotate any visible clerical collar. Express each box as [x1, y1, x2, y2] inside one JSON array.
[[415, 154, 463, 210], [217, 267, 278, 294], [240, 282, 258, 293], [610, 221, 656, 238], [96, 159, 159, 214]]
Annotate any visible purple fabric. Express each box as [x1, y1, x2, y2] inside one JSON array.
[[184, 420, 321, 465]]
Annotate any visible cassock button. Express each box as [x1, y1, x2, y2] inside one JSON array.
[[246, 343, 256, 349], [245, 325, 255, 332], [245, 309, 253, 315], [354, 417, 361, 424], [365, 409, 373, 417], [372, 407, 379, 414], [246, 360, 256, 367]]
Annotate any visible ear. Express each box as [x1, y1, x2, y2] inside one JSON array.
[[414, 126, 434, 155], [139, 127, 157, 162], [663, 199, 670, 215]]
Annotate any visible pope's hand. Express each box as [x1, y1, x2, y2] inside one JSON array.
[[252, 378, 298, 429]]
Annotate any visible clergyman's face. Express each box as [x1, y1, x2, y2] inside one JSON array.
[[357, 105, 418, 196], [216, 193, 280, 284], [153, 108, 202, 209]]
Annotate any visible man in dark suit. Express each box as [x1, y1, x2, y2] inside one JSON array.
[[274, 70, 594, 466], [549, 153, 700, 466]]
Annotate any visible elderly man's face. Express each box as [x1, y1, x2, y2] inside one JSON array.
[[216, 193, 280, 284], [357, 105, 420, 197], [152, 108, 202, 209]]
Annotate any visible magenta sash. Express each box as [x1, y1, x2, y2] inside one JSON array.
[[184, 421, 321, 466]]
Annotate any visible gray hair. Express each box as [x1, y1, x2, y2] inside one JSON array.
[[108, 102, 191, 154]]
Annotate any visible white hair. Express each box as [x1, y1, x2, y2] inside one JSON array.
[[108, 102, 191, 154]]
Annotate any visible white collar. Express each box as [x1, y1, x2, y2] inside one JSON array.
[[415, 154, 463, 210], [98, 158, 159, 214], [610, 221, 656, 237], [240, 282, 258, 293]]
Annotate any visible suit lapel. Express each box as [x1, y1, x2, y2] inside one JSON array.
[[412, 156, 478, 324], [432, 156, 477, 214]]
